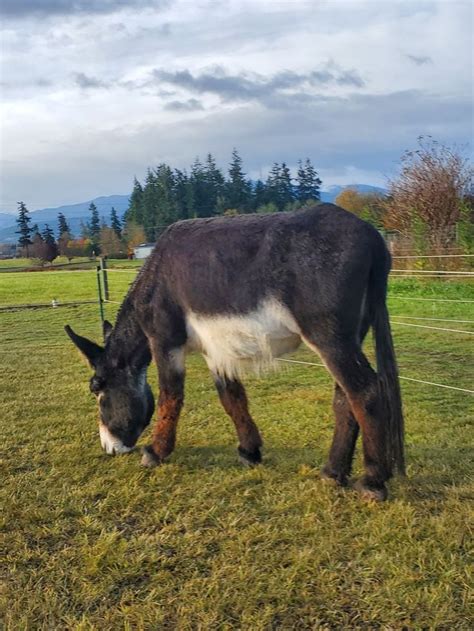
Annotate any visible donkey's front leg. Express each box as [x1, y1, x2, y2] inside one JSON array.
[[142, 348, 185, 467], [214, 376, 263, 466]]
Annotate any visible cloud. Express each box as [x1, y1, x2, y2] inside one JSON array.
[[164, 98, 204, 111], [74, 72, 109, 89], [407, 54, 433, 65], [151, 64, 365, 104], [0, 0, 170, 18], [0, 0, 471, 210]]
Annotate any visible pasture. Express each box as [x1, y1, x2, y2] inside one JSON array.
[[1, 264, 473, 629]]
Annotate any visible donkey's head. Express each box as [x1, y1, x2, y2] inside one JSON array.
[[65, 321, 155, 455]]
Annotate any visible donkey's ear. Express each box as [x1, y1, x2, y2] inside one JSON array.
[[103, 320, 113, 343], [64, 325, 103, 367]]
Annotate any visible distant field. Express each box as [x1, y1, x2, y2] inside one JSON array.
[[1, 268, 473, 629], [0, 256, 93, 269], [0, 256, 144, 271]]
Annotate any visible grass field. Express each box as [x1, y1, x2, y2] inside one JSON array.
[[1, 267, 473, 629]]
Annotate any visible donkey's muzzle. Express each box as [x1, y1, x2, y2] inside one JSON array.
[[99, 423, 134, 455]]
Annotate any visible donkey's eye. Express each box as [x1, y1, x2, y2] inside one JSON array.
[[90, 376, 105, 394]]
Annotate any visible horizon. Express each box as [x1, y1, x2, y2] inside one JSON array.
[[0, 181, 387, 217]]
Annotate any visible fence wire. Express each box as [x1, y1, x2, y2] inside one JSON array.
[[1, 261, 472, 396]]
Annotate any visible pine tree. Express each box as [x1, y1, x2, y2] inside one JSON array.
[[266, 163, 283, 210], [142, 169, 159, 240], [125, 177, 144, 225], [57, 212, 70, 239], [173, 169, 192, 220], [88, 202, 101, 252], [155, 163, 178, 228], [252, 179, 267, 210], [41, 224, 56, 245], [189, 158, 207, 218], [15, 201, 33, 255], [226, 148, 251, 211], [110, 207, 122, 237], [296, 158, 322, 203], [203, 153, 225, 215], [41, 224, 58, 261], [279, 162, 295, 209]]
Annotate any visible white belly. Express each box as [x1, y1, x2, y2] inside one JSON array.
[[185, 297, 302, 378]]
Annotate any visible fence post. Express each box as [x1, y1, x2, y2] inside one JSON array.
[[100, 257, 109, 301], [96, 265, 105, 326]]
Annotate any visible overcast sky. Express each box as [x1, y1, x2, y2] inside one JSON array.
[[0, 0, 472, 211]]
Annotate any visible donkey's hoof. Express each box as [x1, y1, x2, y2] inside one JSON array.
[[320, 465, 348, 487], [238, 446, 262, 467], [141, 446, 162, 468], [354, 478, 388, 502]]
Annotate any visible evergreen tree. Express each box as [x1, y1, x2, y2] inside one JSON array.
[[155, 163, 178, 227], [189, 158, 208, 218], [110, 207, 122, 237], [142, 169, 160, 240], [203, 153, 225, 215], [57, 212, 70, 239], [125, 177, 144, 225], [266, 163, 280, 207], [266, 162, 297, 210], [279, 162, 295, 208], [41, 223, 56, 245], [41, 224, 58, 261], [226, 148, 251, 211], [88, 202, 101, 253], [296, 158, 322, 203], [15, 201, 33, 255], [252, 179, 267, 210], [173, 169, 192, 220]]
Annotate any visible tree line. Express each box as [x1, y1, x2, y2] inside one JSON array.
[[14, 140, 472, 264], [125, 149, 322, 240], [15, 201, 133, 262], [15, 149, 323, 261]]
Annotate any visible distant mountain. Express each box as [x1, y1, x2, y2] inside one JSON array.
[[320, 184, 387, 203], [0, 195, 130, 243], [0, 213, 16, 231]]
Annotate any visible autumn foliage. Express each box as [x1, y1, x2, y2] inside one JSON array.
[[383, 137, 472, 247]]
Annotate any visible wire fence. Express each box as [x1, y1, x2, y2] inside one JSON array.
[[1, 255, 472, 397]]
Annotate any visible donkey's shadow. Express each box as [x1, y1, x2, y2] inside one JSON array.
[[145, 444, 473, 505]]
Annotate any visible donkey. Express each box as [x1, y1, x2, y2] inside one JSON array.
[[65, 203, 404, 501]]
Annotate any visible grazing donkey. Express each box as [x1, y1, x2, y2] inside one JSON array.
[[66, 204, 404, 501]]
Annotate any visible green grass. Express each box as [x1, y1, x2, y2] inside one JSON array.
[[0, 256, 95, 269], [1, 271, 473, 629]]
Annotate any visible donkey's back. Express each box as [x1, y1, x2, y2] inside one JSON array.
[[151, 203, 389, 322]]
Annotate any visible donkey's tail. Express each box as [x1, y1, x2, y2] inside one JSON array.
[[368, 243, 405, 476]]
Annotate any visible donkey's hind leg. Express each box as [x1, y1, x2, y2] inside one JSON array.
[[306, 336, 390, 501], [321, 318, 369, 487], [142, 346, 185, 467], [214, 376, 263, 466], [320, 384, 359, 487]]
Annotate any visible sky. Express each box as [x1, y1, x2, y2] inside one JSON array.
[[0, 0, 472, 212]]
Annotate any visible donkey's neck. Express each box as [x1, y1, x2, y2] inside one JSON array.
[[107, 298, 151, 370]]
